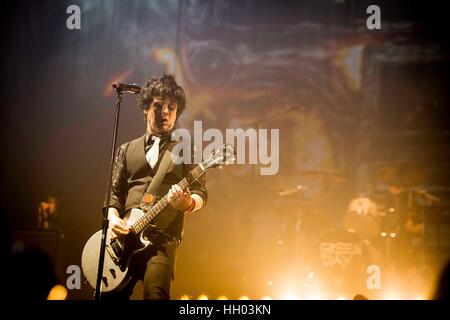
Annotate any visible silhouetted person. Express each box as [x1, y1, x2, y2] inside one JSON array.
[[433, 259, 449, 300], [353, 294, 369, 300], [9, 243, 58, 300], [2, 208, 58, 300]]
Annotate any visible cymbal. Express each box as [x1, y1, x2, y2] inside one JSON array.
[[278, 185, 304, 197], [375, 162, 425, 187], [413, 188, 440, 203]]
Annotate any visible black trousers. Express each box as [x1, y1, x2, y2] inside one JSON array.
[[102, 240, 178, 300]]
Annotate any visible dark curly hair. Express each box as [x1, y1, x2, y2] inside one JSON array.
[[138, 74, 186, 118]]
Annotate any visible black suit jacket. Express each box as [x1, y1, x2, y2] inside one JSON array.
[[106, 134, 207, 241]]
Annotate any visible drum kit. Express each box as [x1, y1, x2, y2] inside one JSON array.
[[275, 163, 442, 292]]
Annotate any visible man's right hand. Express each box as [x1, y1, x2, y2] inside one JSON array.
[[108, 208, 130, 240]]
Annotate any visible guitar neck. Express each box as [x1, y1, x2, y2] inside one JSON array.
[[131, 163, 205, 234]]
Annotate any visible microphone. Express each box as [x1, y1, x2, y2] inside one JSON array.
[[112, 83, 141, 94]]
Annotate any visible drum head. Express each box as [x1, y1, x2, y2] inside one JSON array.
[[311, 229, 369, 293]]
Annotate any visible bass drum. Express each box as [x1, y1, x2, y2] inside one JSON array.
[[311, 229, 370, 293]]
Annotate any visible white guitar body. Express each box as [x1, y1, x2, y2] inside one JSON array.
[[81, 208, 150, 294]]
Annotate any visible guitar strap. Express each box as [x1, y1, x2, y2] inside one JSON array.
[[139, 141, 177, 212]]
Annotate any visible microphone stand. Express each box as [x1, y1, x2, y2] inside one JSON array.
[[94, 88, 123, 300]]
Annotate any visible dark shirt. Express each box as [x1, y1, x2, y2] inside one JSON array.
[[106, 133, 207, 242]]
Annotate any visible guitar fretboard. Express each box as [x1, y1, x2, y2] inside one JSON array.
[[131, 164, 205, 234]]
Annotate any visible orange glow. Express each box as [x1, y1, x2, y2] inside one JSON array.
[[281, 292, 298, 300], [47, 285, 68, 300], [307, 292, 323, 300], [153, 48, 184, 86], [384, 292, 402, 300]]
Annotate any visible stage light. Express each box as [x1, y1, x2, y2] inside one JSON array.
[[47, 284, 67, 300], [281, 292, 298, 300], [198, 294, 209, 300], [261, 296, 272, 300], [217, 295, 228, 300], [308, 293, 322, 300], [179, 294, 190, 300], [384, 292, 401, 300], [267, 280, 274, 286], [390, 232, 396, 238], [308, 271, 315, 279], [238, 295, 250, 300], [380, 232, 387, 237]]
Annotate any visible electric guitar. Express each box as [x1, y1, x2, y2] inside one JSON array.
[[81, 144, 235, 294]]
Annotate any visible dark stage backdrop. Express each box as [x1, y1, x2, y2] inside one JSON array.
[[1, 0, 448, 299]]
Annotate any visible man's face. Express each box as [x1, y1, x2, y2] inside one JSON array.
[[145, 96, 178, 135]]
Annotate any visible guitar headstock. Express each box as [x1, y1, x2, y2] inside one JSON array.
[[202, 144, 235, 169]]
